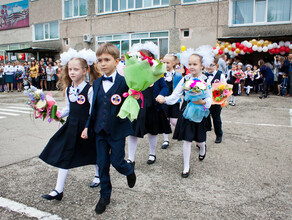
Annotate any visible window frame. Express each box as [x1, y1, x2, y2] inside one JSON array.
[[229, 0, 292, 27], [96, 31, 169, 58], [96, 0, 169, 15], [63, 0, 88, 20], [181, 0, 220, 6], [33, 21, 60, 42]]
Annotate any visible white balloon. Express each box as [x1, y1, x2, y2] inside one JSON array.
[[279, 41, 285, 46], [252, 45, 258, 51], [260, 39, 264, 43], [268, 44, 273, 50], [285, 41, 291, 47], [263, 46, 268, 52], [229, 51, 233, 55], [273, 43, 278, 48], [216, 46, 220, 50], [232, 43, 236, 48], [241, 41, 245, 46], [214, 49, 219, 55], [258, 47, 263, 52], [240, 50, 245, 55], [289, 44, 292, 49], [247, 42, 252, 48], [224, 48, 229, 53]]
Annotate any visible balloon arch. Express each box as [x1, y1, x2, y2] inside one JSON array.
[[213, 40, 292, 57]]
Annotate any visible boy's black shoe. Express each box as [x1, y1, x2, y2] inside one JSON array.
[[215, 136, 222, 143], [127, 172, 136, 188], [95, 197, 110, 214]]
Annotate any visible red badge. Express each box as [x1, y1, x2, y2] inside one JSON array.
[[77, 95, 86, 105], [111, 94, 122, 105]]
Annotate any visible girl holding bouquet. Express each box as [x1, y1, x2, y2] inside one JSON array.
[[244, 64, 254, 96], [40, 49, 102, 201], [127, 42, 171, 165], [227, 62, 238, 105], [161, 54, 182, 149], [156, 45, 213, 178], [237, 62, 245, 95]]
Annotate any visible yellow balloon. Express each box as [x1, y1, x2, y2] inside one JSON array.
[[263, 40, 269, 46], [257, 41, 262, 47], [227, 45, 232, 51], [225, 42, 231, 46], [251, 39, 257, 45], [220, 45, 225, 51], [235, 48, 241, 54], [181, 45, 186, 52], [216, 43, 220, 47]]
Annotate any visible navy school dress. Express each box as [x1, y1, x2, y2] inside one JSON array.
[[173, 77, 207, 143], [131, 77, 171, 138], [39, 83, 97, 169], [227, 70, 239, 96]]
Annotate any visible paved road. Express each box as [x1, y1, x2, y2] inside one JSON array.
[[0, 91, 291, 219]]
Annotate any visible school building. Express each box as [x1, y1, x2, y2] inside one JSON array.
[[0, 0, 292, 62]]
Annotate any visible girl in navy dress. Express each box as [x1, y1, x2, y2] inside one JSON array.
[[40, 49, 102, 200], [161, 54, 182, 149], [156, 45, 213, 178], [127, 42, 171, 165]]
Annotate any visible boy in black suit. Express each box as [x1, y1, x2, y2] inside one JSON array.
[[205, 57, 226, 144], [82, 43, 139, 214]]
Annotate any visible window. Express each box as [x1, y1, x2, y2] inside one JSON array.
[[182, 0, 218, 4], [34, 21, 59, 41], [63, 38, 70, 46], [64, 0, 87, 19], [97, 0, 169, 13], [96, 31, 169, 58], [232, 0, 292, 25], [181, 29, 190, 38]]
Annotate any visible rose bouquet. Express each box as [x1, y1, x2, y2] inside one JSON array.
[[234, 70, 245, 84], [117, 51, 166, 121], [182, 78, 210, 123], [212, 82, 233, 107], [24, 86, 64, 124]]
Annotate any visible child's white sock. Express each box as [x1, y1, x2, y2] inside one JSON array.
[[148, 134, 157, 161], [128, 135, 138, 162], [196, 142, 206, 156], [163, 133, 169, 142], [183, 141, 192, 173], [92, 165, 100, 184], [49, 168, 68, 196], [233, 96, 236, 104]]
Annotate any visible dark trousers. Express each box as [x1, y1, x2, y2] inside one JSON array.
[[209, 105, 223, 138], [288, 72, 292, 95], [262, 78, 268, 96], [95, 130, 134, 199]]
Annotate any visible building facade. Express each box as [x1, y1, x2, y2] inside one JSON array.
[[0, 0, 291, 62]]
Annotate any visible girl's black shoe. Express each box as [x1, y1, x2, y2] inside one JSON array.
[[41, 189, 63, 201], [199, 145, 207, 161], [181, 169, 190, 178]]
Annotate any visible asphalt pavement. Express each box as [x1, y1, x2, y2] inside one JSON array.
[[0, 91, 291, 219]]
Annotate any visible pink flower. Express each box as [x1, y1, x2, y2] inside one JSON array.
[[56, 110, 62, 119], [223, 90, 229, 96]]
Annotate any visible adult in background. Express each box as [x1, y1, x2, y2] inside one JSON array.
[[46, 62, 55, 90], [4, 61, 15, 92], [284, 53, 292, 96], [30, 60, 39, 88], [39, 61, 47, 90], [218, 54, 228, 78], [258, 59, 274, 99]]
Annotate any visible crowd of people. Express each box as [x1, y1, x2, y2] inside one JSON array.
[[0, 57, 62, 93]]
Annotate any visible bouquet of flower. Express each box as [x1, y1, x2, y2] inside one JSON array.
[[117, 51, 166, 121], [182, 78, 210, 122], [212, 82, 233, 107], [16, 70, 23, 81], [24, 86, 64, 124], [234, 71, 245, 84]]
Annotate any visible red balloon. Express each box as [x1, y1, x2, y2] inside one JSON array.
[[21, 53, 25, 60], [0, 55, 3, 61], [275, 48, 280, 54], [270, 48, 275, 54], [239, 44, 244, 50], [231, 47, 235, 51], [236, 42, 241, 48], [213, 47, 216, 50], [243, 47, 248, 52], [218, 49, 223, 55], [248, 48, 253, 53], [279, 46, 285, 52], [285, 47, 290, 53]]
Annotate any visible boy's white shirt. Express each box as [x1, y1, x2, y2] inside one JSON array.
[[61, 80, 93, 118], [165, 73, 212, 109], [206, 70, 226, 84], [102, 70, 117, 93]]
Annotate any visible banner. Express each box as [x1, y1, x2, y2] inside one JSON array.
[[0, 0, 29, 31]]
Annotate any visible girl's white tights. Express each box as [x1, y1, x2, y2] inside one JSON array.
[[49, 168, 68, 196], [148, 134, 157, 161], [182, 141, 206, 173], [163, 118, 178, 142]]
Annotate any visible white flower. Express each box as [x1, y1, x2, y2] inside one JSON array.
[[196, 82, 207, 90], [184, 80, 193, 89], [36, 100, 47, 109]]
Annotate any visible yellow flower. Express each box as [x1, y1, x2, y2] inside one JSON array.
[[36, 100, 47, 109], [219, 85, 225, 90]]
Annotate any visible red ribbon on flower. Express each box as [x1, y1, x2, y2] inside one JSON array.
[[123, 89, 144, 108], [140, 52, 154, 66]]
